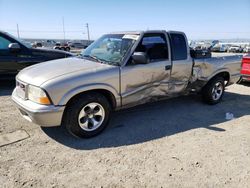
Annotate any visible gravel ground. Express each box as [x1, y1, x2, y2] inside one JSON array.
[[0, 79, 250, 188]]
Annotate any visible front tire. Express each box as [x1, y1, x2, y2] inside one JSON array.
[[202, 77, 225, 105], [63, 92, 111, 138]]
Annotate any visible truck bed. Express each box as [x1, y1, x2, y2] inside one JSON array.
[[192, 54, 242, 83]]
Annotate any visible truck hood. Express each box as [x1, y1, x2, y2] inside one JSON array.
[[17, 57, 115, 86]]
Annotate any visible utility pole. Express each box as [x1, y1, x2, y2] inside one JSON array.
[[62, 17, 66, 43], [86, 23, 90, 43], [16, 24, 20, 38]]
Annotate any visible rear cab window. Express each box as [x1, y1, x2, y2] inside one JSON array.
[[170, 33, 188, 61]]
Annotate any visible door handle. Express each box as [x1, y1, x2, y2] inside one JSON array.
[[165, 65, 172, 70]]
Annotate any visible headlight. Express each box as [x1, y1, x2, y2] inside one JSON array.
[[28, 85, 51, 105]]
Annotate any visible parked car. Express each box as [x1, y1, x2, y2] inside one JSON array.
[[32, 41, 43, 48], [42, 40, 57, 48], [69, 42, 87, 49], [0, 31, 73, 75], [211, 44, 227, 52], [228, 45, 243, 53], [240, 54, 250, 81], [53, 42, 70, 51], [12, 30, 242, 138], [243, 46, 250, 53]]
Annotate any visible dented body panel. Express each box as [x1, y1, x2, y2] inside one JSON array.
[[120, 59, 171, 107], [192, 55, 242, 85]]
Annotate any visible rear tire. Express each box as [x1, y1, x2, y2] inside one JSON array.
[[63, 92, 111, 138], [202, 77, 225, 105]]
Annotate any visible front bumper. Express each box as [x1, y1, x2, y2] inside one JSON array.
[[12, 88, 65, 127]]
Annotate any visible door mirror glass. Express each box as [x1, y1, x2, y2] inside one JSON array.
[[9, 43, 21, 52], [132, 52, 149, 64]]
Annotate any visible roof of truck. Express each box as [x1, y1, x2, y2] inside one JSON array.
[[109, 30, 184, 35]]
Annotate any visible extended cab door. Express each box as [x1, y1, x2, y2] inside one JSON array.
[[120, 32, 172, 107], [168, 32, 193, 93]]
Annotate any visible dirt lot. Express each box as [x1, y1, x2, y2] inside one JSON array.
[[0, 79, 250, 188]]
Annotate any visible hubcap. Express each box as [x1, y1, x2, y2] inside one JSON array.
[[212, 82, 223, 101], [78, 102, 105, 131]]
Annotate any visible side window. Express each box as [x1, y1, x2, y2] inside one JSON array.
[[0, 36, 11, 50], [170, 33, 187, 60], [134, 34, 168, 62]]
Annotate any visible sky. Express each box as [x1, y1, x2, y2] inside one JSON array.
[[0, 0, 250, 40]]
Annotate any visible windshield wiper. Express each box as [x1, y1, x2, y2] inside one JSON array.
[[82, 54, 119, 66], [82, 54, 103, 63], [99, 58, 119, 66]]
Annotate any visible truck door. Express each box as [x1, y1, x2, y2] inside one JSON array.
[[168, 32, 193, 93], [120, 33, 172, 107]]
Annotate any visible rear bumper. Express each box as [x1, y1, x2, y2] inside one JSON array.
[[242, 74, 250, 81], [12, 88, 65, 127]]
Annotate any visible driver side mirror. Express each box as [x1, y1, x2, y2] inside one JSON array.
[[9, 43, 21, 53], [132, 52, 149, 64]]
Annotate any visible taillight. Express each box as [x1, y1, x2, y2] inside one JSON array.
[[242, 57, 250, 64], [241, 56, 250, 75]]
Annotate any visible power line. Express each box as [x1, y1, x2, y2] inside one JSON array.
[[3, 28, 250, 34], [4, 29, 84, 33]]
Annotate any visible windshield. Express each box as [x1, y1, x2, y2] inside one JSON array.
[[81, 34, 139, 66]]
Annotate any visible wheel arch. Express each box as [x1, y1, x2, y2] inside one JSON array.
[[59, 85, 120, 110], [67, 89, 117, 109], [207, 71, 230, 85]]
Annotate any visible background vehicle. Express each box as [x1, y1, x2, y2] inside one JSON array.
[[211, 44, 228, 52], [190, 41, 213, 50], [243, 46, 250, 53], [53, 42, 70, 51], [43, 40, 57, 48], [31, 41, 43, 48], [12, 30, 242, 138], [228, 45, 243, 53], [0, 31, 73, 75], [69, 42, 87, 49]]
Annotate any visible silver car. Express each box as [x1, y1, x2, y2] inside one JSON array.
[[12, 30, 242, 138]]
